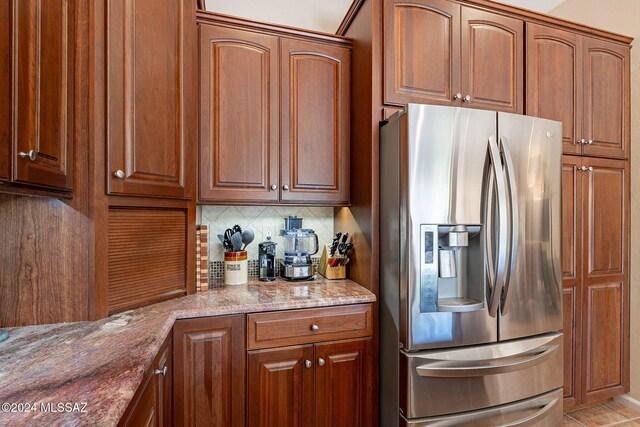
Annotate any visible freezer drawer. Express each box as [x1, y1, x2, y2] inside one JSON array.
[[400, 333, 562, 418], [400, 389, 563, 426]]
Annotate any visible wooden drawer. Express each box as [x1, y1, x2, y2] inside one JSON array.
[[247, 304, 373, 350]]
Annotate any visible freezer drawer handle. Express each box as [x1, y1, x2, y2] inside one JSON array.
[[498, 397, 559, 427], [415, 345, 558, 378]]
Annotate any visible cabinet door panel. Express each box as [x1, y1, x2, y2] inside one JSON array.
[[526, 24, 582, 155], [199, 25, 279, 203], [14, 0, 73, 190], [383, 0, 460, 106], [247, 345, 314, 427], [583, 38, 629, 159], [121, 373, 158, 427], [315, 339, 372, 427], [108, 0, 196, 198], [461, 7, 523, 113], [584, 282, 625, 399], [173, 315, 245, 427], [280, 39, 350, 204], [0, 0, 10, 181], [561, 156, 582, 407]]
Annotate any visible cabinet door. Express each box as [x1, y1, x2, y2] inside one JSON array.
[[383, 0, 461, 106], [581, 158, 629, 403], [561, 156, 582, 408], [120, 373, 158, 427], [173, 315, 245, 427], [315, 339, 372, 427], [247, 345, 314, 427], [13, 0, 73, 190], [198, 25, 279, 203], [156, 335, 172, 427], [280, 39, 350, 204], [107, 0, 196, 198], [582, 38, 629, 159], [0, 0, 9, 182], [526, 24, 582, 155], [460, 7, 523, 113]]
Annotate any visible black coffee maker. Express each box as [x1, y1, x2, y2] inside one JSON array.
[[258, 240, 277, 281]]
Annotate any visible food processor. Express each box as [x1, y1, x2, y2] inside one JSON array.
[[278, 216, 318, 281]]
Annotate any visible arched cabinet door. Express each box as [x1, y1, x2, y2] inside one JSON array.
[[582, 38, 629, 159], [198, 25, 279, 203], [280, 39, 350, 204], [460, 6, 523, 113]]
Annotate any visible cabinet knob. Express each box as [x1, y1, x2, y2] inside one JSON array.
[[114, 170, 125, 179], [578, 139, 586, 145], [282, 184, 290, 191], [463, 95, 472, 102], [311, 324, 319, 332], [19, 150, 37, 161], [270, 184, 277, 191], [588, 166, 593, 172], [580, 166, 590, 171], [318, 358, 325, 366], [305, 360, 312, 368], [153, 366, 168, 377], [453, 93, 463, 100], [587, 140, 593, 145]]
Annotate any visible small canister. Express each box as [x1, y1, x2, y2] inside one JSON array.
[[224, 251, 248, 285]]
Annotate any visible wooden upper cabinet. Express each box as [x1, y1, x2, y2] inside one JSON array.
[[173, 315, 245, 427], [526, 24, 582, 155], [581, 158, 629, 403], [384, 0, 460, 106], [582, 38, 630, 159], [13, 0, 74, 191], [280, 39, 350, 204], [561, 155, 582, 407], [199, 25, 279, 203], [460, 7, 523, 113], [107, 0, 196, 199], [247, 345, 314, 427], [0, 0, 9, 182], [315, 339, 372, 427]]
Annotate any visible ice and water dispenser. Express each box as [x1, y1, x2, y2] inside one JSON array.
[[420, 224, 484, 313]]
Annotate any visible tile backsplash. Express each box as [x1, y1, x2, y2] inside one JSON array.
[[200, 206, 334, 262]]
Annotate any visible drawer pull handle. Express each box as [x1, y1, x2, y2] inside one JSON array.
[[311, 324, 319, 332], [318, 358, 325, 366], [305, 360, 312, 368], [19, 150, 37, 161], [153, 366, 168, 377]]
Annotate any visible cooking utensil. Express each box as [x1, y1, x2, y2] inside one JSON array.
[[223, 228, 234, 252], [230, 232, 244, 252], [242, 229, 255, 250], [217, 234, 225, 244], [233, 224, 242, 234]]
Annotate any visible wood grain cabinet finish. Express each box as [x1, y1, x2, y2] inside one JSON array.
[[0, 0, 10, 182], [527, 23, 630, 159], [12, 0, 74, 190], [247, 345, 314, 427], [173, 315, 245, 427], [582, 158, 629, 403], [120, 335, 172, 427], [280, 39, 350, 204], [198, 25, 279, 203], [107, 0, 196, 199], [384, 0, 523, 113]]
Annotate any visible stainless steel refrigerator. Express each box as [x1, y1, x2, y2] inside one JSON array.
[[380, 104, 563, 426]]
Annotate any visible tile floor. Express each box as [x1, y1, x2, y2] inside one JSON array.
[[564, 402, 640, 426]]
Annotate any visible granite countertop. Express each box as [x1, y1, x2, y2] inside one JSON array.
[[0, 278, 375, 426]]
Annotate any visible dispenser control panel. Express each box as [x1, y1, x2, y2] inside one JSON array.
[[420, 224, 438, 312]]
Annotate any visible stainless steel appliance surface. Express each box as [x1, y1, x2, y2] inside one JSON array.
[[380, 104, 563, 426]]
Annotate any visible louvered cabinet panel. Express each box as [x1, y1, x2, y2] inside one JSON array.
[[108, 208, 188, 313]]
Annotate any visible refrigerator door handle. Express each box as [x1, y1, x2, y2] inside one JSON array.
[[415, 344, 558, 378], [499, 137, 519, 315], [497, 397, 559, 427], [486, 136, 509, 317]]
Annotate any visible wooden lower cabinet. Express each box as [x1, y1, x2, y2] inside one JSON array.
[[248, 338, 372, 427], [173, 315, 245, 427], [119, 335, 172, 427], [561, 155, 629, 409]]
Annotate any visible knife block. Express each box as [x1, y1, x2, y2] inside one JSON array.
[[318, 244, 346, 280]]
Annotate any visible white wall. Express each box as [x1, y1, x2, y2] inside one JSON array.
[[204, 0, 352, 33], [548, 0, 640, 400]]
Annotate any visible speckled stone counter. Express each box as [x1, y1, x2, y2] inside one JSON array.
[[0, 278, 375, 426]]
